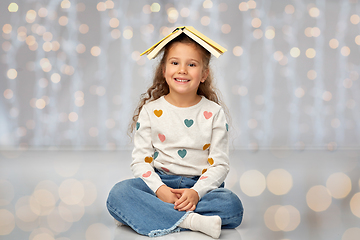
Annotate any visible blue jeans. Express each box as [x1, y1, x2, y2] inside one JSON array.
[[106, 169, 243, 237]]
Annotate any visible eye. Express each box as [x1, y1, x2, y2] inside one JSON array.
[[189, 63, 196, 67], [171, 61, 178, 65]]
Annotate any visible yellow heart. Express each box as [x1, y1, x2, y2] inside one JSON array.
[[208, 158, 214, 165], [202, 169, 207, 174], [203, 144, 210, 150], [154, 110, 163, 117], [145, 156, 153, 163]]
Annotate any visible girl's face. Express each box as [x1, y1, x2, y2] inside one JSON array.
[[163, 42, 208, 99]]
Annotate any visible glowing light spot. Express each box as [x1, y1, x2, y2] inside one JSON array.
[[350, 14, 360, 25], [2, 24, 12, 34], [167, 8, 179, 23], [7, 69, 17, 79], [79, 24, 89, 34], [26, 10, 37, 23], [295, 88, 305, 98], [89, 127, 99, 137], [322, 91, 332, 101], [239, 2, 249, 11], [326, 172, 351, 199], [105, 0, 114, 9], [355, 35, 360, 45], [58, 201, 85, 222], [251, 18, 261, 28], [52, 41, 60, 51], [309, 7, 320, 18], [123, 27, 133, 39], [111, 29, 121, 39], [180, 8, 190, 17], [343, 78, 353, 89], [238, 86, 248, 96], [68, 112, 78, 122], [59, 179, 84, 205], [306, 185, 332, 212], [38, 8, 48, 18], [47, 208, 72, 233], [51, 73, 61, 83], [247, 119, 257, 129], [221, 24, 231, 34], [61, 0, 71, 8], [240, 170, 266, 197], [96, 86, 106, 96], [266, 169, 293, 195], [307, 70, 317, 80], [329, 39, 339, 49], [218, 3, 228, 12], [342, 228, 360, 240], [264, 205, 282, 231], [311, 27, 321, 37], [201, 16, 211, 26], [91, 46, 101, 56], [3, 89, 13, 100], [109, 18, 119, 28], [0, 209, 15, 235], [59, 16, 68, 26], [35, 99, 46, 109], [290, 47, 300, 58], [305, 48, 316, 58], [265, 27, 275, 39], [8, 3, 18, 12], [341, 46, 350, 56], [274, 205, 301, 231], [76, 44, 86, 54], [248, 0, 256, 9], [97, 2, 106, 11], [151, 3, 161, 12], [253, 29, 263, 39], [143, 5, 151, 14], [203, 0, 213, 9], [350, 192, 360, 218], [43, 42, 52, 52], [0, 180, 14, 206], [285, 5, 295, 14], [233, 46, 243, 56], [86, 223, 112, 240], [273, 51, 283, 61]]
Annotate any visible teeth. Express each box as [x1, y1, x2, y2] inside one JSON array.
[[175, 78, 189, 82]]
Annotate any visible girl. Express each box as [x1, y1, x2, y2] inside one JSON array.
[[106, 27, 243, 238]]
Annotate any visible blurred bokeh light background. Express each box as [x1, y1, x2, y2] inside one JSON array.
[[1, 0, 360, 240]]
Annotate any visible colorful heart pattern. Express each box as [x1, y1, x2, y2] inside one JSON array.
[[142, 171, 151, 178], [136, 122, 140, 130], [226, 123, 229, 131], [203, 111, 212, 119], [145, 156, 153, 163], [161, 167, 170, 172], [184, 119, 194, 127], [208, 158, 214, 165], [154, 151, 159, 160], [178, 149, 187, 158], [154, 110, 163, 117], [158, 133, 166, 142], [203, 144, 210, 150], [200, 176, 208, 180], [202, 168, 207, 174]]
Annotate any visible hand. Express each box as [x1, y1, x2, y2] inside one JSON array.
[[171, 188, 199, 212], [156, 185, 180, 204]]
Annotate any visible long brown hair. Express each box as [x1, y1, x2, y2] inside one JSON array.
[[129, 34, 227, 135]]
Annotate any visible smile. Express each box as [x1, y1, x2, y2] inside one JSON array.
[[175, 78, 190, 82]]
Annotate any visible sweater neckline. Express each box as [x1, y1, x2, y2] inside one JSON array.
[[160, 95, 205, 110]]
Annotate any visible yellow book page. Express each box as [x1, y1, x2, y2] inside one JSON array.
[[185, 26, 227, 53]]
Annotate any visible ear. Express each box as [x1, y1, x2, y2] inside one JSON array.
[[201, 68, 209, 83]]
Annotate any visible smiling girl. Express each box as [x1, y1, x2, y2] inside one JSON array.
[[106, 28, 243, 238]]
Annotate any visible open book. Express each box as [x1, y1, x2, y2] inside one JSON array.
[[140, 26, 227, 60]]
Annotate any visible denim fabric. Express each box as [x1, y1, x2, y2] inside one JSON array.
[[106, 169, 243, 237]]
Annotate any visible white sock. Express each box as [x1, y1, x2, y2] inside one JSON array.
[[114, 218, 124, 227], [179, 213, 222, 239]]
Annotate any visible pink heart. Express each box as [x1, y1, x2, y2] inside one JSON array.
[[158, 134, 166, 142], [200, 176, 208, 180], [142, 171, 151, 178], [204, 111, 212, 119], [161, 167, 170, 172]]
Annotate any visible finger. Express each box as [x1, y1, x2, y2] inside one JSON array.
[[188, 205, 196, 212], [174, 194, 187, 206], [175, 194, 182, 199], [170, 189, 184, 194], [175, 199, 189, 209], [179, 202, 193, 212]]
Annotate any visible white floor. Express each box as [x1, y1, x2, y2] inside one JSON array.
[[0, 149, 359, 240]]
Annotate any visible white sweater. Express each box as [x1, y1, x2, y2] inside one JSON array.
[[131, 96, 229, 199]]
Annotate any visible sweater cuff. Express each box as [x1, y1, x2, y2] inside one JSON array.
[[191, 186, 208, 200]]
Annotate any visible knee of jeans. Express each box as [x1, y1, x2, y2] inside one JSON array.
[[107, 179, 138, 205]]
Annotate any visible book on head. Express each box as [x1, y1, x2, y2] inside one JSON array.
[[140, 26, 227, 60]]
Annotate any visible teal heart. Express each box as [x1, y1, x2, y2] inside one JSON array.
[[154, 151, 159, 160], [178, 149, 187, 158], [136, 122, 140, 130], [226, 123, 229, 131], [184, 119, 194, 127]]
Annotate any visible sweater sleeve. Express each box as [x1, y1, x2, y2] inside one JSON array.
[[131, 106, 164, 193], [191, 108, 229, 199]]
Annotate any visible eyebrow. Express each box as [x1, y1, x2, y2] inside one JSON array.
[[168, 57, 200, 63]]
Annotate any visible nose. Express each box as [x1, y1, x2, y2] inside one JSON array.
[[178, 64, 187, 74]]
